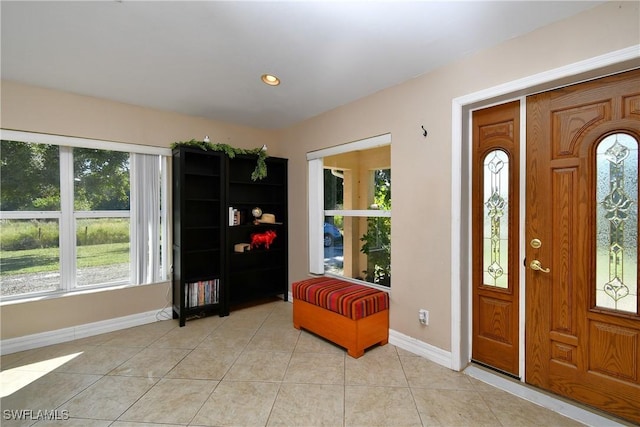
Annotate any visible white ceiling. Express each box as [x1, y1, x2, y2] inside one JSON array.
[[1, 1, 603, 130]]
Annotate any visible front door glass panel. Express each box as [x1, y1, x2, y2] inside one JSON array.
[[595, 133, 638, 313]]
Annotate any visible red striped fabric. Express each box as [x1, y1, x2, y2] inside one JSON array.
[[293, 277, 389, 320]]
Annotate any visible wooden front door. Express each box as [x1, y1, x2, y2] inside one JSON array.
[[526, 69, 640, 423], [472, 101, 520, 376]]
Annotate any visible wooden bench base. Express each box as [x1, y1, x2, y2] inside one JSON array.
[[293, 298, 389, 358]]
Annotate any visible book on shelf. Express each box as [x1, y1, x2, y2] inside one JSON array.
[[228, 206, 245, 226], [186, 279, 220, 307]]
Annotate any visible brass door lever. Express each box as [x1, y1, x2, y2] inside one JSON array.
[[530, 259, 550, 273]]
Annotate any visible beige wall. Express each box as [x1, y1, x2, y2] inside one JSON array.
[[280, 1, 640, 352], [1, 1, 639, 353], [1, 285, 170, 338], [0, 82, 281, 340], [1, 80, 282, 154]]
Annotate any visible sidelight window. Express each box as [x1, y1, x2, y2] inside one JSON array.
[[482, 149, 509, 289]]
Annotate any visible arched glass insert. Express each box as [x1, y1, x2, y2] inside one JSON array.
[[483, 149, 509, 289], [595, 133, 638, 313]]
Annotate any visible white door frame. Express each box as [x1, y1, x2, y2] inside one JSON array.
[[450, 45, 640, 373]]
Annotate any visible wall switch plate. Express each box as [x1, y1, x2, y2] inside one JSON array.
[[419, 309, 429, 325]]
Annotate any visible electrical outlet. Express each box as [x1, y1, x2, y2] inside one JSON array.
[[418, 309, 429, 325]]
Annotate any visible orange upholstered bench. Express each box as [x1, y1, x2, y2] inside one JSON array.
[[292, 276, 389, 358]]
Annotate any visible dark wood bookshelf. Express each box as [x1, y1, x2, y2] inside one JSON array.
[[226, 155, 288, 306], [172, 148, 288, 325], [172, 147, 228, 326]]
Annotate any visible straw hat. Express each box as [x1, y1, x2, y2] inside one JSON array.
[[258, 213, 276, 224]]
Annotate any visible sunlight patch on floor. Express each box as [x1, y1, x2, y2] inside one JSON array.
[[0, 352, 83, 397]]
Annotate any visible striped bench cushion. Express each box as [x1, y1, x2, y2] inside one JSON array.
[[292, 277, 389, 320]]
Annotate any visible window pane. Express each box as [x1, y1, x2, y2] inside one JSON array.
[[0, 219, 60, 296], [372, 169, 391, 210], [483, 150, 509, 289], [0, 140, 60, 211], [76, 218, 130, 286], [74, 148, 130, 210], [360, 216, 391, 286], [324, 215, 344, 276], [324, 169, 344, 210], [322, 144, 391, 287], [595, 133, 638, 313], [324, 215, 391, 287]]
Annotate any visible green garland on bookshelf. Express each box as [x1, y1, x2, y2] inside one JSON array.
[[171, 138, 268, 181]]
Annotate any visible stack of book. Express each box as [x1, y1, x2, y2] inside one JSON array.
[[186, 279, 219, 307]]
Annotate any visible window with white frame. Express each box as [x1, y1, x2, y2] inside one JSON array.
[[307, 134, 391, 287], [0, 130, 170, 299]]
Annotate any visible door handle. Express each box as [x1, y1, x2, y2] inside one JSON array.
[[530, 259, 550, 273]]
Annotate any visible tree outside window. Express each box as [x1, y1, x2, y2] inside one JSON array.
[[360, 169, 391, 286]]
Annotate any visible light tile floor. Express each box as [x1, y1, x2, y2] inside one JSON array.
[[0, 300, 614, 426]]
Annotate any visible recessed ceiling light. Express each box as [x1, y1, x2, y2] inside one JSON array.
[[261, 74, 280, 86]]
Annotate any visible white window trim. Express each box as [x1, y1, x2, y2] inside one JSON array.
[[306, 133, 391, 160], [0, 211, 61, 219], [308, 158, 325, 274], [307, 133, 391, 281], [60, 146, 75, 289], [0, 129, 171, 302], [324, 209, 391, 218], [0, 129, 169, 156]]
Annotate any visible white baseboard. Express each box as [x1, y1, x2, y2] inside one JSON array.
[[389, 329, 452, 369], [3, 299, 447, 366], [1, 307, 173, 356]]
